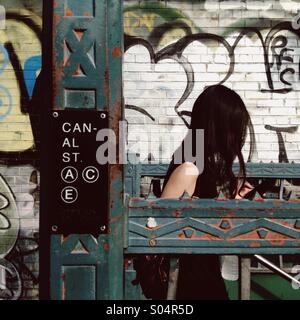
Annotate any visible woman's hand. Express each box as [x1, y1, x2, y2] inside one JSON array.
[[235, 180, 254, 199]]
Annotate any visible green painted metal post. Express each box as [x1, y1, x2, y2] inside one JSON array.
[[50, 0, 124, 300], [107, 0, 124, 300]]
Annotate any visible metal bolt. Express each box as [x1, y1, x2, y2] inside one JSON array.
[[100, 113, 106, 119], [149, 239, 157, 247], [53, 112, 58, 118], [52, 225, 58, 232], [100, 225, 106, 232]]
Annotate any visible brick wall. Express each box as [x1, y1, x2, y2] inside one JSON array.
[[0, 0, 41, 300], [0, 0, 300, 300], [123, 0, 300, 164]]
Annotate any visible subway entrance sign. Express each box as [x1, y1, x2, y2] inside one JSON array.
[[49, 109, 108, 236]]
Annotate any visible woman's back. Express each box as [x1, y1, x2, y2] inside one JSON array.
[[160, 84, 251, 299], [161, 161, 229, 300]]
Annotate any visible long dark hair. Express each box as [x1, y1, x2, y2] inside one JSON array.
[[162, 84, 250, 199]]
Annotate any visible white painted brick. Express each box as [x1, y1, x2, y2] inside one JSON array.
[[246, 1, 272, 11], [269, 107, 296, 115], [207, 63, 230, 73], [200, 54, 214, 63], [245, 91, 272, 100], [234, 63, 267, 73], [233, 82, 259, 90], [123, 0, 300, 165]]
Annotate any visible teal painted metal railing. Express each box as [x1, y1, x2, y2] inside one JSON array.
[[126, 197, 300, 254], [124, 160, 300, 300], [125, 161, 300, 255]]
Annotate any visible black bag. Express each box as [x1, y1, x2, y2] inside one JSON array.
[[132, 255, 170, 299]]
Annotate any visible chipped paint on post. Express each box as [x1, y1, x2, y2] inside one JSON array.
[[51, 0, 124, 300]]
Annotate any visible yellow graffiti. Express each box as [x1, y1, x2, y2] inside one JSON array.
[[158, 18, 195, 48], [140, 13, 157, 32], [124, 11, 140, 36], [124, 9, 197, 49], [124, 11, 159, 36], [0, 9, 41, 152]]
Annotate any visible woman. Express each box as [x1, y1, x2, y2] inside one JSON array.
[[160, 84, 253, 299]]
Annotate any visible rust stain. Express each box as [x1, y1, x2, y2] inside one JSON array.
[[62, 282, 66, 300], [227, 211, 236, 217], [226, 238, 236, 243], [65, 7, 74, 17], [145, 225, 160, 230], [104, 67, 109, 107], [280, 220, 295, 228], [269, 239, 286, 246], [287, 199, 300, 203], [53, 12, 62, 25], [232, 230, 292, 241], [73, 64, 82, 76], [112, 47, 122, 58], [110, 215, 122, 224], [201, 234, 220, 240], [173, 210, 182, 218], [249, 242, 261, 248], [74, 30, 85, 41], [178, 233, 219, 240], [103, 243, 109, 251], [63, 58, 68, 66], [272, 199, 284, 206], [84, 12, 92, 17], [124, 258, 129, 270]]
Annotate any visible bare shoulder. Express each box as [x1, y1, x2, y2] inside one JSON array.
[[169, 162, 200, 186], [173, 161, 200, 178], [161, 162, 200, 198]]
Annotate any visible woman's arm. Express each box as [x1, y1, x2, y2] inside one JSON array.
[[160, 162, 200, 199]]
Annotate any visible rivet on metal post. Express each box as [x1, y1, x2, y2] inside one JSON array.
[[100, 113, 106, 119], [53, 112, 58, 118], [149, 239, 157, 247]]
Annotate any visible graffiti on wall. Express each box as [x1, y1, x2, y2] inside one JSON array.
[[0, 8, 41, 154], [124, 1, 300, 163], [0, 3, 41, 300], [0, 167, 39, 300], [0, 0, 299, 299]]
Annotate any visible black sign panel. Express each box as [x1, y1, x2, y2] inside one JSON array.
[[49, 109, 108, 236]]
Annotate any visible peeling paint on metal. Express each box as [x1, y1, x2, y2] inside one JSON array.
[[65, 7, 74, 17], [249, 242, 261, 248]]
